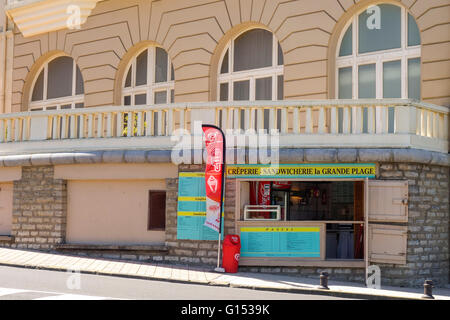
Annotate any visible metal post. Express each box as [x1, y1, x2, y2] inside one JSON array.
[[215, 230, 223, 272], [422, 280, 434, 299], [214, 124, 226, 273], [318, 272, 329, 290], [364, 178, 369, 286]]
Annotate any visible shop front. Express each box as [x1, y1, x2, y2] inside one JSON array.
[[225, 163, 409, 273]]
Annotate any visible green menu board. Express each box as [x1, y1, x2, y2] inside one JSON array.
[[177, 172, 223, 240], [240, 227, 321, 258]]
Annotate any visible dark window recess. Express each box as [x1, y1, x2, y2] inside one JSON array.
[[148, 191, 166, 230], [278, 43, 284, 65], [155, 47, 168, 83], [221, 50, 229, 74], [75, 66, 84, 95], [125, 68, 132, 88], [326, 223, 364, 260], [47, 56, 73, 99], [233, 29, 273, 72], [136, 49, 148, 86], [220, 83, 229, 101], [32, 70, 44, 101]]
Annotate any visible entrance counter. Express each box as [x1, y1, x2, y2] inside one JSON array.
[[235, 220, 365, 268]]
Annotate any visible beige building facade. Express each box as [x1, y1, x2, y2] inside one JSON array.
[[0, 0, 448, 112], [0, 0, 449, 287]]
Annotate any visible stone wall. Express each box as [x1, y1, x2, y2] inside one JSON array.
[[377, 163, 449, 287], [238, 266, 367, 283], [10, 166, 67, 250], [164, 164, 236, 266]]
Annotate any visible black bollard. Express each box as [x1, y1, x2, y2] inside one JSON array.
[[318, 272, 329, 290], [421, 280, 434, 299]]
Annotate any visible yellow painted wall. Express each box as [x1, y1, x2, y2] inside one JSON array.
[[0, 167, 21, 235], [0, 0, 7, 114], [54, 163, 178, 180], [0, 182, 13, 235], [66, 179, 166, 245], [7, 0, 450, 112], [60, 163, 176, 245], [0, 166, 21, 182]]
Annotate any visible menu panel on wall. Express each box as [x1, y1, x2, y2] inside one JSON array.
[[240, 227, 321, 258], [177, 172, 223, 240]]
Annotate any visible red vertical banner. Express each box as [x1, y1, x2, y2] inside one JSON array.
[[202, 125, 225, 233]]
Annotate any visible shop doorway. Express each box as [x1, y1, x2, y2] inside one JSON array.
[[240, 180, 364, 260]]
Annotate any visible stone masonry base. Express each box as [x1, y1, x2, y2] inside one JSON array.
[[1, 160, 448, 288]]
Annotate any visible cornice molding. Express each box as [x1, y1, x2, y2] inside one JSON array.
[[6, 0, 102, 38], [0, 148, 448, 168]]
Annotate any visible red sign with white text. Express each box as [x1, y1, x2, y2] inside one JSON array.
[[202, 125, 225, 233], [250, 181, 271, 219]]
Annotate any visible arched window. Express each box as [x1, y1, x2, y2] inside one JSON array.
[[218, 28, 284, 102], [122, 46, 174, 106], [336, 4, 421, 101], [30, 56, 84, 111]]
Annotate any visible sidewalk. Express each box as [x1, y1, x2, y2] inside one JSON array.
[[1, 247, 449, 300]]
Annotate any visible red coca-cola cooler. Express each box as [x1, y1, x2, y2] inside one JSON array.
[[222, 235, 241, 273]]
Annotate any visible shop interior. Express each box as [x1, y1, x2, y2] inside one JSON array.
[[240, 180, 364, 260]]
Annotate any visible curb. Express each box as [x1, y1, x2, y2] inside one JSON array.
[[0, 261, 425, 300], [225, 284, 419, 300]]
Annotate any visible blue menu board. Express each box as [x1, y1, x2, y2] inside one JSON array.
[[240, 227, 321, 258], [177, 172, 223, 240]]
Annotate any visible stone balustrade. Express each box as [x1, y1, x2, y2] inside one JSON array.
[[0, 99, 448, 155]]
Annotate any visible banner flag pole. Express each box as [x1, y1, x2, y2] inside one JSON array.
[[216, 155, 225, 273], [202, 124, 226, 273]]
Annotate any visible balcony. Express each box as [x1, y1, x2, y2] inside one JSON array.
[[5, 0, 102, 38], [0, 99, 448, 158]]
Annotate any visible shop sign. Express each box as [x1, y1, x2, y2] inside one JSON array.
[[227, 163, 376, 179]]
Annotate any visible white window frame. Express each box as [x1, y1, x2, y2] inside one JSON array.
[[335, 5, 421, 100], [29, 56, 84, 111], [122, 46, 175, 106], [217, 30, 284, 102]]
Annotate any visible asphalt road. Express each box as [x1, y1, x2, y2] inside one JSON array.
[[0, 265, 352, 300]]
